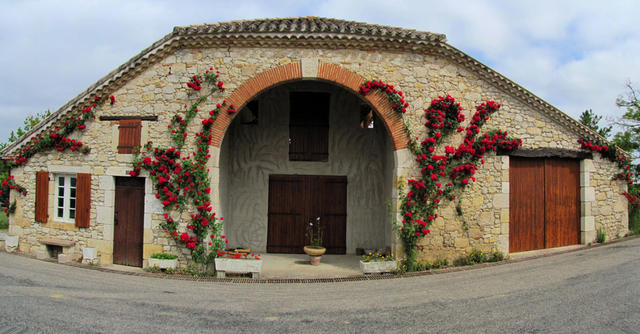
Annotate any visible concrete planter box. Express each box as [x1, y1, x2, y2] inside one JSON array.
[[83, 247, 97, 260], [82, 247, 98, 264], [148, 258, 178, 270], [215, 258, 263, 279], [360, 260, 398, 274], [5, 235, 18, 252]]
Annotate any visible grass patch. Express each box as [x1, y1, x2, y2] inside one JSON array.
[[629, 208, 640, 235], [596, 228, 606, 243], [453, 248, 505, 267], [0, 213, 7, 230]]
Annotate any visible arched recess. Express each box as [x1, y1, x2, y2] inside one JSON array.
[[210, 61, 409, 150]]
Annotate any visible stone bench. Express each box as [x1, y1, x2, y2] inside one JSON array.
[[38, 238, 77, 263], [38, 238, 75, 247]]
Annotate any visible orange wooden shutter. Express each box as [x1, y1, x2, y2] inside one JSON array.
[[117, 119, 142, 154], [35, 171, 49, 223], [75, 173, 91, 228]]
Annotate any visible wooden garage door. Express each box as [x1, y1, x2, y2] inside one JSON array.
[[267, 175, 347, 254], [509, 158, 580, 252]]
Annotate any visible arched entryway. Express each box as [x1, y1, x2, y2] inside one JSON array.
[[218, 84, 399, 253], [211, 62, 407, 254]]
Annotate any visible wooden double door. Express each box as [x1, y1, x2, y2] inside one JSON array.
[[267, 175, 347, 254], [113, 177, 145, 267], [509, 157, 580, 253]]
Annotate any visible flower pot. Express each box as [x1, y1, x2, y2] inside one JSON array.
[[360, 260, 398, 274], [309, 255, 322, 266], [303, 246, 326, 265], [148, 258, 178, 270], [303, 246, 326, 257], [214, 257, 263, 279]]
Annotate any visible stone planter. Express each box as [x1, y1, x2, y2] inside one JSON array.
[[82, 247, 97, 264], [4, 235, 18, 252], [360, 260, 398, 274], [148, 258, 178, 270], [303, 246, 326, 265], [215, 258, 263, 279], [303, 246, 326, 256]]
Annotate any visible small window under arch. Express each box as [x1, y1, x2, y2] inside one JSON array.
[[360, 104, 375, 129]]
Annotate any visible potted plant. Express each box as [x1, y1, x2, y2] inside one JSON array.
[[360, 251, 398, 274], [148, 253, 178, 270], [214, 252, 263, 279], [303, 217, 326, 265]]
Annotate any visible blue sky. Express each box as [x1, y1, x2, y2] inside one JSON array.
[[1, 0, 639, 145]]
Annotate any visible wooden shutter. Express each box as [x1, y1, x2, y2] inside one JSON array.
[[75, 173, 91, 228], [35, 171, 49, 223], [117, 119, 142, 154], [289, 92, 329, 161]]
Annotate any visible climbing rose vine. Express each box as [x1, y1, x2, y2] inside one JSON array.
[[360, 81, 522, 269], [131, 67, 231, 268], [578, 137, 637, 206], [0, 95, 115, 215]]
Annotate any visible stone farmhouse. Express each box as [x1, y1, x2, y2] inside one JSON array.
[[1, 17, 628, 267]]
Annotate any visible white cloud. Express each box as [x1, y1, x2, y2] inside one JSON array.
[[1, 0, 639, 146]]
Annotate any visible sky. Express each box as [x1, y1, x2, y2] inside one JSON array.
[[1, 0, 639, 145]]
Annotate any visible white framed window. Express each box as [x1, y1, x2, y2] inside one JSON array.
[[55, 175, 77, 222]]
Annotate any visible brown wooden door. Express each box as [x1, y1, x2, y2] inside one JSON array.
[[267, 175, 347, 254], [544, 159, 580, 248], [509, 158, 545, 252], [113, 177, 145, 267], [509, 158, 580, 253], [314, 176, 347, 254], [267, 175, 306, 253]]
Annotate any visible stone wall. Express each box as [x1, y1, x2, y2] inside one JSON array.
[[7, 43, 630, 266]]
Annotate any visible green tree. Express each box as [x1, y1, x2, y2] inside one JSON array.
[[614, 84, 640, 183], [579, 109, 612, 138], [614, 83, 640, 233], [0, 110, 51, 180], [1, 110, 51, 151]]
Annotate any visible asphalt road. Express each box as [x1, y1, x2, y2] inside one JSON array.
[[1, 238, 639, 333]]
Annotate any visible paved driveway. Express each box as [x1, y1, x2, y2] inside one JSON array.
[[1, 237, 639, 333]]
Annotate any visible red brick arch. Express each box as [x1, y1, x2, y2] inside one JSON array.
[[211, 62, 409, 150]]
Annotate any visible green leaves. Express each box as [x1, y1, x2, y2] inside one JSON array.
[[579, 109, 612, 139]]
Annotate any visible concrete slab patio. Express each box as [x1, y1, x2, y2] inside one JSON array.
[[100, 253, 364, 279], [259, 254, 362, 279]]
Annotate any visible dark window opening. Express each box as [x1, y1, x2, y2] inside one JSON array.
[[46, 245, 63, 259], [360, 104, 374, 129], [289, 92, 330, 161], [240, 100, 259, 125]]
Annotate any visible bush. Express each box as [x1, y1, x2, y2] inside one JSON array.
[[454, 249, 505, 266], [596, 228, 606, 243], [150, 253, 178, 260], [414, 259, 449, 271]]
